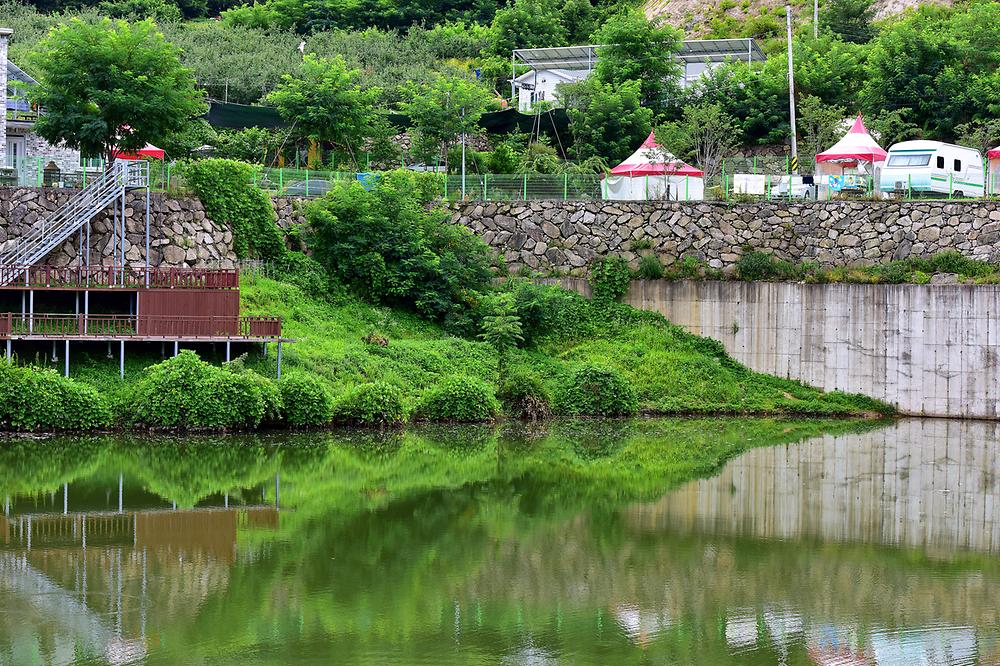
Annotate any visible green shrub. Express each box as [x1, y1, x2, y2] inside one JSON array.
[[308, 173, 494, 322], [497, 369, 551, 420], [636, 254, 665, 279], [184, 158, 285, 259], [590, 256, 632, 305], [280, 375, 333, 426], [331, 382, 406, 426], [131, 351, 267, 429], [556, 365, 639, 417], [415, 376, 500, 422], [0, 361, 110, 431], [192, 372, 267, 429]]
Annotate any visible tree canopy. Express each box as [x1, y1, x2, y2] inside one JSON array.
[[400, 75, 497, 165], [28, 18, 206, 164]]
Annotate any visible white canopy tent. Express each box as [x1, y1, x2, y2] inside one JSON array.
[[602, 132, 705, 201]]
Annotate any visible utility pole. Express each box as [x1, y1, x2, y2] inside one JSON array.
[[785, 3, 799, 175], [461, 106, 467, 198], [814, 0, 819, 38]]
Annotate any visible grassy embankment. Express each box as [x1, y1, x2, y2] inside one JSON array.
[[227, 271, 890, 418]]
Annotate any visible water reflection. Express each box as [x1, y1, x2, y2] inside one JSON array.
[[0, 419, 995, 665]]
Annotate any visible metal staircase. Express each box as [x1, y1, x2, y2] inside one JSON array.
[[0, 160, 149, 285]]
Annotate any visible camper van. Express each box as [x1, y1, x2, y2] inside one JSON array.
[[879, 141, 985, 198]]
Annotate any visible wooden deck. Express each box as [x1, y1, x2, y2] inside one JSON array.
[[0, 265, 240, 290], [0, 313, 284, 341]]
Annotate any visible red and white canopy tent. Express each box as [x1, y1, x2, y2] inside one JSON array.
[[602, 132, 705, 201], [988, 146, 1000, 194], [112, 144, 166, 161], [814, 115, 887, 191]]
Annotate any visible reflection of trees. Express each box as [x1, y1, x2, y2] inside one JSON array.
[[0, 437, 106, 497]]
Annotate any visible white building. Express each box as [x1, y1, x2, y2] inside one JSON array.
[[1, 27, 93, 186], [511, 39, 766, 112]]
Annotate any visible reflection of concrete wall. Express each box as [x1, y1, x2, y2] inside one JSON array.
[[628, 419, 1000, 552], [555, 278, 1000, 419]]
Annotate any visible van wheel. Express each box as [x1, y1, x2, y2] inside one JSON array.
[[953, 190, 964, 198]]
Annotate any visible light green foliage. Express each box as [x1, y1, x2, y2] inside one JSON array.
[[591, 10, 683, 114], [955, 119, 1000, 157], [796, 95, 847, 164], [415, 376, 501, 422], [306, 172, 494, 322], [267, 55, 380, 154], [555, 365, 639, 416], [331, 382, 407, 426], [868, 108, 922, 147], [97, 0, 183, 21], [213, 128, 285, 165], [655, 103, 742, 183], [401, 75, 496, 165], [130, 351, 269, 429], [29, 19, 205, 164], [636, 254, 665, 280], [590, 256, 632, 306], [183, 159, 285, 259], [280, 375, 333, 426], [563, 78, 652, 164], [0, 361, 110, 432], [158, 119, 219, 161]]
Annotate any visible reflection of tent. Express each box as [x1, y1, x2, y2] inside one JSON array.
[[113, 144, 166, 160], [602, 132, 704, 201], [989, 146, 1000, 194], [815, 115, 886, 194]]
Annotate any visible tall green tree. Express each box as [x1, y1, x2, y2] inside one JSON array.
[[655, 103, 741, 184], [400, 75, 496, 167], [562, 78, 652, 164], [28, 19, 206, 167], [266, 54, 380, 162], [487, 0, 568, 57], [795, 95, 846, 165], [824, 0, 877, 44], [591, 10, 683, 115]]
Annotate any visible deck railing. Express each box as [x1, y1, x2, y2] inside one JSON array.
[[0, 265, 240, 290], [0, 313, 282, 339]]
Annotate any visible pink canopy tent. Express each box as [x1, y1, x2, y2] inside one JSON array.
[[816, 114, 887, 166], [603, 132, 704, 200]]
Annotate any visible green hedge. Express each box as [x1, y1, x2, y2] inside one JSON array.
[[415, 375, 500, 422], [0, 361, 110, 431], [556, 365, 639, 417], [331, 382, 406, 426], [280, 375, 333, 426]]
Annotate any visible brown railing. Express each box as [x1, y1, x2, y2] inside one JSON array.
[[0, 313, 281, 339], [0, 265, 240, 289]]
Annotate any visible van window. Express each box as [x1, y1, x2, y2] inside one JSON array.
[[954, 159, 961, 171], [937, 156, 945, 169], [888, 154, 931, 167]]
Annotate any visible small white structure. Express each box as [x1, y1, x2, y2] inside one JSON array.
[[511, 39, 766, 112], [602, 132, 704, 201], [878, 140, 985, 198], [815, 114, 887, 198], [989, 146, 1000, 195]]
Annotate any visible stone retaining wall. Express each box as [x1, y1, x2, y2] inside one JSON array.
[[0, 187, 237, 268], [449, 200, 1000, 276]]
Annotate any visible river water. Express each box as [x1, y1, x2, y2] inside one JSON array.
[[0, 418, 997, 665]]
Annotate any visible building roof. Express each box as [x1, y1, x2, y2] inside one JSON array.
[[513, 38, 766, 71], [989, 146, 1000, 160], [7, 61, 37, 86], [816, 115, 888, 164]]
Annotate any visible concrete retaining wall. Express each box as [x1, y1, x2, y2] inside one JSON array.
[[556, 278, 1000, 419]]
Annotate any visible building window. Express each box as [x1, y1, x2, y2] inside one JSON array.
[[936, 156, 945, 169], [81, 155, 103, 169], [954, 159, 961, 172]]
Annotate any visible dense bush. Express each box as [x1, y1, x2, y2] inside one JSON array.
[[590, 256, 633, 305], [307, 171, 494, 322], [497, 369, 551, 420], [415, 376, 500, 422], [130, 351, 269, 429], [735, 251, 802, 281], [280, 375, 333, 426], [0, 361, 110, 432], [636, 254, 665, 279], [331, 382, 406, 426], [556, 365, 639, 417], [184, 159, 285, 259]]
